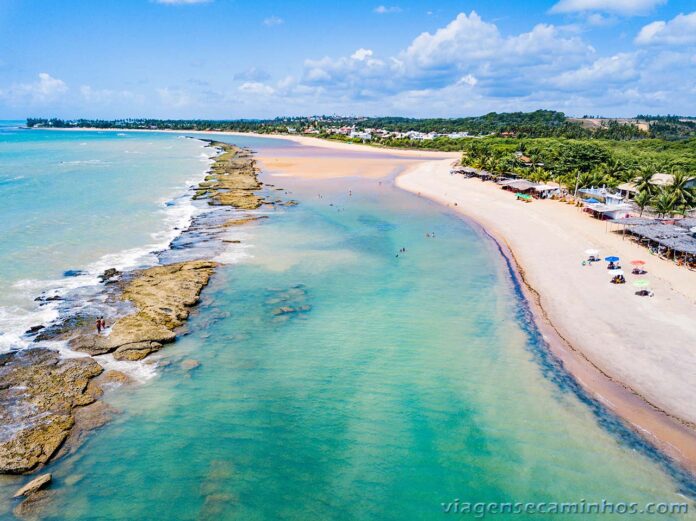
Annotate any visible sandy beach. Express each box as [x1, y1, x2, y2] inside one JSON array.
[[40, 127, 696, 474], [396, 159, 696, 472], [249, 137, 696, 475]]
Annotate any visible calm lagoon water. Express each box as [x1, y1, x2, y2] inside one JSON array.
[[0, 127, 694, 519]]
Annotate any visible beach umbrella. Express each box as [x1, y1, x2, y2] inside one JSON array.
[[585, 248, 599, 256], [630, 260, 646, 266], [604, 256, 620, 262], [585, 198, 600, 204], [633, 279, 650, 288], [608, 269, 624, 276]]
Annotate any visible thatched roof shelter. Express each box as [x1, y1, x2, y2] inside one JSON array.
[[627, 223, 696, 255]]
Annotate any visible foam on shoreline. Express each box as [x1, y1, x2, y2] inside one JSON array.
[[0, 139, 217, 355], [395, 160, 696, 477]]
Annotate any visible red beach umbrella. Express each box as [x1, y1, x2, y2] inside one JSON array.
[[630, 260, 646, 266]]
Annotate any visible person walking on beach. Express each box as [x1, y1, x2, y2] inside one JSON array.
[[100, 317, 106, 331], [96, 317, 102, 334]]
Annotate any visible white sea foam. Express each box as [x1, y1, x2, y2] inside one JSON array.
[[97, 353, 158, 382], [0, 175, 25, 184], [0, 303, 60, 352], [60, 159, 107, 165], [213, 239, 255, 265], [0, 137, 228, 364]]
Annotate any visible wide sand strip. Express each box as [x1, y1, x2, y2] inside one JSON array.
[[396, 159, 696, 472]]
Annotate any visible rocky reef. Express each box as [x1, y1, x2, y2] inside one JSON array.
[[0, 349, 103, 474], [0, 139, 268, 484], [193, 142, 264, 210], [72, 260, 217, 361]]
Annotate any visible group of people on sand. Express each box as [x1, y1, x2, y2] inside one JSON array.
[[611, 274, 626, 284], [95, 317, 107, 334]]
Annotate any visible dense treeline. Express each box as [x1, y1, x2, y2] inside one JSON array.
[[27, 110, 693, 140], [346, 110, 592, 137], [25, 117, 291, 134], [458, 137, 696, 217], [28, 112, 584, 137], [635, 115, 696, 141]]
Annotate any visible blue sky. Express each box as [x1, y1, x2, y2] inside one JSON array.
[[0, 0, 694, 118]]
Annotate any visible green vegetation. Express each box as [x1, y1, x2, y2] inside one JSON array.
[[26, 110, 695, 140], [25, 117, 294, 134], [636, 115, 696, 141], [458, 137, 696, 217]]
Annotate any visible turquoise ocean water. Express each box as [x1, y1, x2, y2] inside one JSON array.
[[0, 125, 694, 519]]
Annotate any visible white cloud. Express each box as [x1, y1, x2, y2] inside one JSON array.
[[635, 11, 696, 45], [7, 9, 688, 118], [238, 82, 275, 95], [263, 16, 284, 27], [192, 10, 685, 116], [153, 0, 211, 4], [374, 5, 401, 14], [550, 0, 666, 15], [403, 12, 590, 72], [29, 73, 68, 101], [0, 73, 68, 105], [404, 12, 500, 66], [351, 48, 373, 61], [457, 74, 478, 86], [552, 52, 639, 87]]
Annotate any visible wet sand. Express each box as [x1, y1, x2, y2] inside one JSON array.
[[250, 139, 696, 476], [396, 159, 696, 475]]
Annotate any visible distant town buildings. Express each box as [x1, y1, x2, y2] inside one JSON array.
[[320, 125, 473, 141]]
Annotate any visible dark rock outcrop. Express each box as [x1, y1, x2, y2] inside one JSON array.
[[98, 268, 121, 283], [0, 349, 103, 474]]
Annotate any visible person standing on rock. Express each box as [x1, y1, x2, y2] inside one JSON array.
[[96, 317, 102, 334]]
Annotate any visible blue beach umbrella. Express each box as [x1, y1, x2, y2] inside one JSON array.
[[585, 198, 600, 204], [605, 256, 620, 262]]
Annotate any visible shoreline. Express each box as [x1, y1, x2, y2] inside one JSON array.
[[19, 127, 696, 478], [35, 127, 459, 159], [0, 141, 268, 481], [241, 133, 696, 478], [395, 160, 696, 477]]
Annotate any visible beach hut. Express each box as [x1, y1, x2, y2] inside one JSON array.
[[625, 223, 696, 266], [498, 179, 540, 195], [533, 184, 561, 199], [584, 203, 633, 220]]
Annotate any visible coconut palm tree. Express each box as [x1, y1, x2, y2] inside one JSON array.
[[634, 190, 652, 217], [652, 188, 678, 218], [674, 205, 690, 218], [600, 158, 628, 185], [633, 163, 657, 196], [669, 171, 696, 209], [529, 166, 550, 183]]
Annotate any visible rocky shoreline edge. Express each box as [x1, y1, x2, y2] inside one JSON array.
[[0, 140, 278, 516]]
